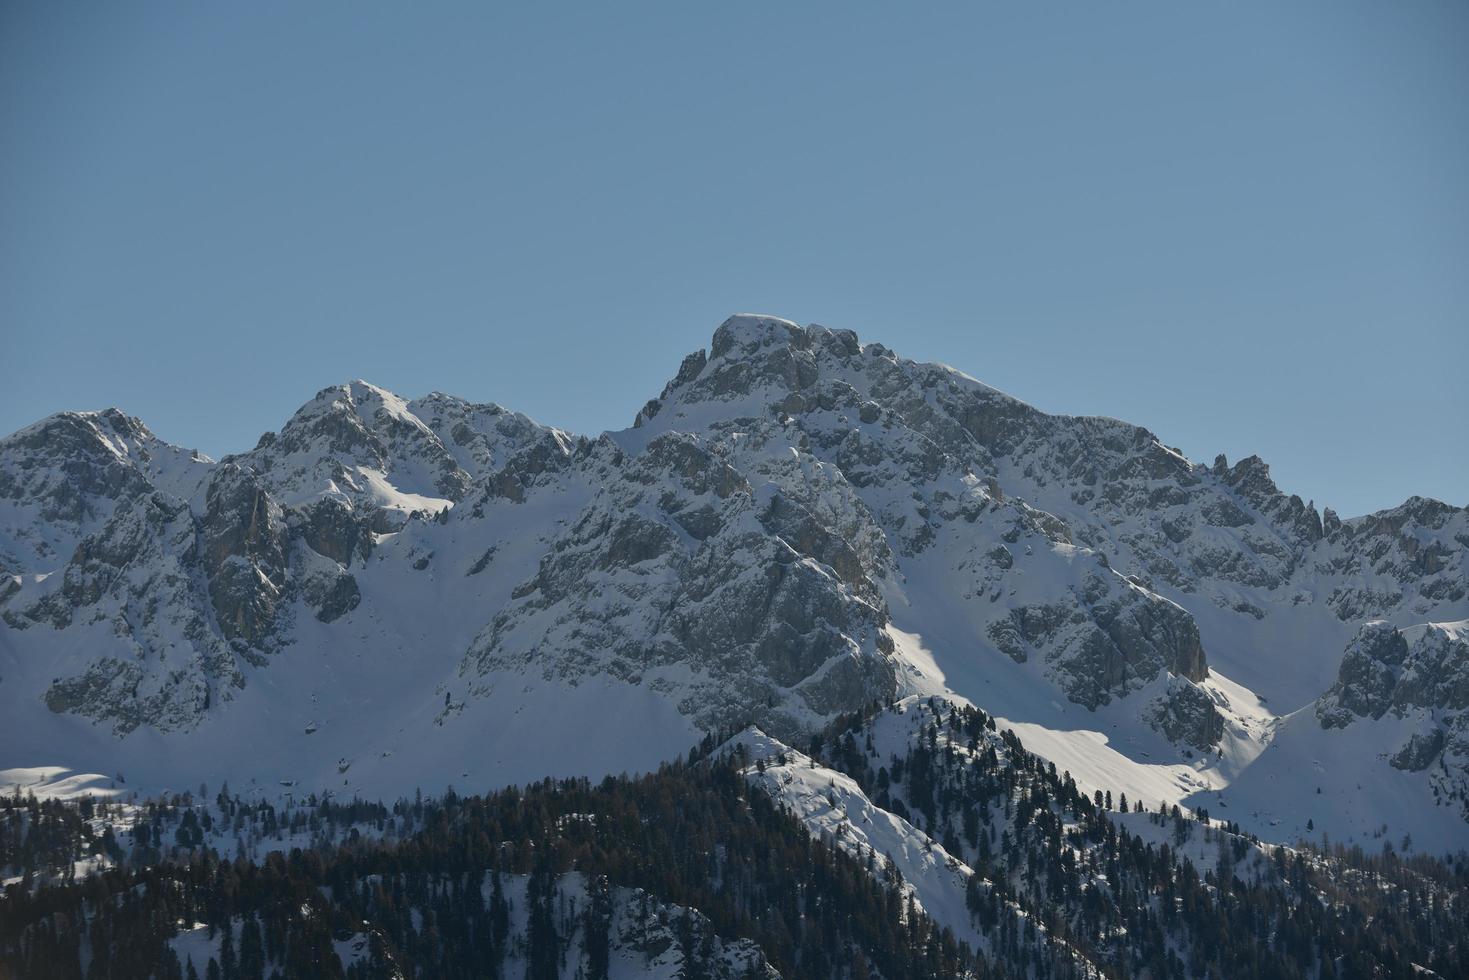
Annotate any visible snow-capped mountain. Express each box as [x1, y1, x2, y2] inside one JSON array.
[[1, 314, 1465, 852]]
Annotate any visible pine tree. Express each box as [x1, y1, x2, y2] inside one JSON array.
[[238, 914, 264, 980]]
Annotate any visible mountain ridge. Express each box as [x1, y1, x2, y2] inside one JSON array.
[[2, 314, 1465, 853]]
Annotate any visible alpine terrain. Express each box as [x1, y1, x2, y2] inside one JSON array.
[[2, 315, 1466, 979]]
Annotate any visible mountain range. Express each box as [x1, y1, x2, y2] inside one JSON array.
[[2, 313, 1466, 853]]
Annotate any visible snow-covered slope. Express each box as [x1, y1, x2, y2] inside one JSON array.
[[724, 727, 986, 952], [722, 723, 1105, 976], [1194, 618, 1469, 853], [1, 314, 1464, 852]]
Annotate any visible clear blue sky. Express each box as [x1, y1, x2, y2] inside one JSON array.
[[2, 3, 1464, 517]]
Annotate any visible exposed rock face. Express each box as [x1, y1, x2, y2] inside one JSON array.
[[26, 491, 242, 734], [0, 409, 209, 578], [409, 392, 581, 483], [627, 316, 1224, 718], [1393, 730, 1447, 773], [0, 412, 149, 533], [987, 576, 1207, 709], [1318, 622, 1469, 728], [1318, 621, 1469, 817], [463, 433, 897, 737], [292, 496, 373, 567], [1317, 622, 1412, 728], [1319, 498, 1469, 622], [1146, 676, 1226, 750], [0, 411, 238, 735], [681, 319, 1466, 631], [202, 465, 289, 645], [302, 564, 361, 624]]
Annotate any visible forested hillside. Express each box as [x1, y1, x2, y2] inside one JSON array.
[[4, 707, 1465, 978]]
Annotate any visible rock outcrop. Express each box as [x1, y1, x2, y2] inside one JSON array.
[[1317, 621, 1469, 818]]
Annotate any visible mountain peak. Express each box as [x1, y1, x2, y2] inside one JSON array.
[[709, 314, 804, 358], [294, 380, 421, 425], [5, 407, 150, 451]]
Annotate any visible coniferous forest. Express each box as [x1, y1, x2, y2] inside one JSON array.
[[2, 705, 1466, 979]]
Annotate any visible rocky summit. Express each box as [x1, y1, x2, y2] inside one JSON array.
[[1, 315, 1466, 852]]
